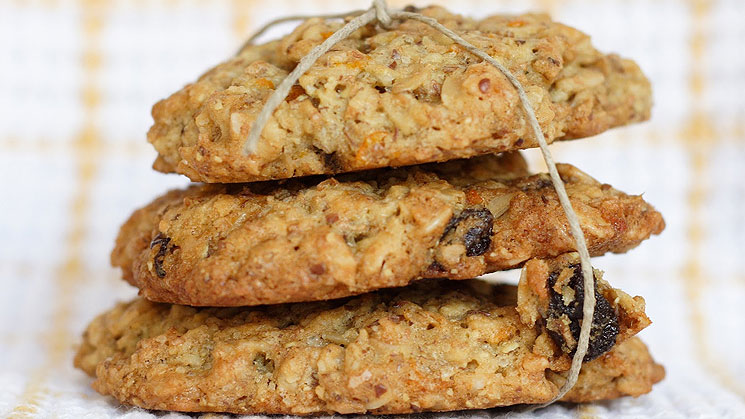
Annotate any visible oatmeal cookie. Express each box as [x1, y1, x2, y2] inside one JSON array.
[[517, 253, 651, 361], [75, 279, 662, 415], [148, 6, 651, 183], [112, 153, 664, 306]]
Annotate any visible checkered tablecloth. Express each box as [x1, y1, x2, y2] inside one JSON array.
[[1, 0, 744, 417]]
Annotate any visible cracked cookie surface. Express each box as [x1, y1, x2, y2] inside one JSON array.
[[112, 153, 664, 307], [148, 6, 651, 183], [75, 278, 663, 415]]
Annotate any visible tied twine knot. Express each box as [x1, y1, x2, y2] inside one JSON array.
[[372, 0, 393, 28], [238, 0, 596, 409]]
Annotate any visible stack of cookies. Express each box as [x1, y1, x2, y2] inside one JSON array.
[[75, 7, 666, 415]]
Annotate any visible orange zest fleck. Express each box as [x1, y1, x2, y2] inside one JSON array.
[[508, 20, 526, 28], [255, 78, 275, 89], [447, 44, 463, 53], [465, 189, 484, 205], [355, 131, 388, 162], [343, 60, 365, 69]]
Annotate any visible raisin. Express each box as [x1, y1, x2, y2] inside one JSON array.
[[323, 152, 343, 172], [522, 177, 553, 191], [150, 233, 171, 278], [440, 208, 494, 257], [312, 146, 343, 172], [424, 260, 447, 276], [546, 264, 619, 361], [285, 84, 306, 102]]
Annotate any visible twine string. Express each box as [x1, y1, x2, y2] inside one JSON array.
[[241, 8, 378, 155], [240, 0, 596, 406], [237, 10, 367, 54], [373, 0, 393, 28]]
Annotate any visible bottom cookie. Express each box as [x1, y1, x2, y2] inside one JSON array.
[[75, 274, 663, 415]]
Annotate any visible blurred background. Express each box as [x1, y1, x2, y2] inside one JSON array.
[[0, 0, 743, 417]]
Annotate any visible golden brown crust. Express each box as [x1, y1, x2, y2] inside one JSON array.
[[560, 337, 666, 403], [112, 153, 664, 307], [74, 279, 662, 415], [147, 7, 651, 183], [518, 253, 651, 362]]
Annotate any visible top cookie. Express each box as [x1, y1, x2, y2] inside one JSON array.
[[149, 6, 651, 183]]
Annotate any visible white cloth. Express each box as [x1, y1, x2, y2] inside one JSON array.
[[1, 0, 744, 418]]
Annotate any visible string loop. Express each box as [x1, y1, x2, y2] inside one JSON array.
[[373, 0, 393, 28], [239, 0, 596, 408]]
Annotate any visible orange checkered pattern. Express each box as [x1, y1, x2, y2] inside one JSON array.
[[1, 0, 743, 417]]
